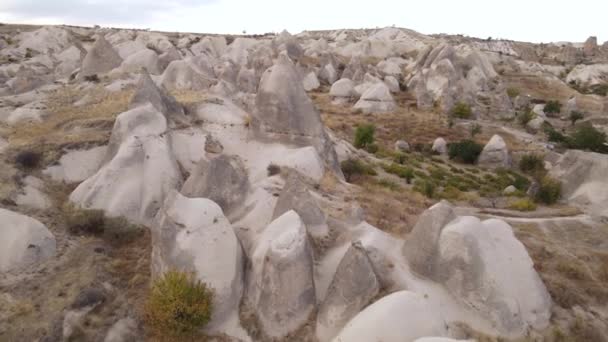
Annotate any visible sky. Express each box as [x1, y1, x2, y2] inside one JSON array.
[[0, 0, 605, 43]]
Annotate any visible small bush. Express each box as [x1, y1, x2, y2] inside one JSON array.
[[517, 110, 534, 126], [364, 143, 379, 154], [451, 102, 472, 119], [569, 111, 584, 126], [341, 158, 376, 182], [507, 87, 520, 98], [145, 271, 213, 338], [589, 84, 608, 96], [519, 154, 545, 175], [545, 126, 568, 143], [509, 198, 537, 211], [64, 205, 143, 244], [14, 150, 42, 169], [440, 185, 462, 200], [354, 124, 375, 149], [84, 74, 100, 83], [535, 176, 561, 204], [568, 123, 608, 153], [448, 140, 483, 164], [414, 179, 436, 198], [267, 163, 281, 176], [375, 178, 400, 191], [543, 100, 561, 114]]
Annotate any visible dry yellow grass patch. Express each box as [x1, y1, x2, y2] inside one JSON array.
[[7, 85, 133, 151], [170, 89, 209, 106]]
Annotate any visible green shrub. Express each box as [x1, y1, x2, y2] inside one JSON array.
[[448, 140, 483, 164], [535, 176, 561, 204], [365, 143, 379, 154], [354, 124, 375, 149], [545, 126, 568, 143], [509, 198, 537, 211], [517, 110, 535, 126], [451, 102, 472, 119], [414, 179, 436, 198], [64, 205, 144, 244], [440, 186, 463, 200], [507, 87, 520, 98], [568, 123, 608, 153], [544, 100, 561, 114], [403, 168, 415, 184], [519, 154, 545, 175], [145, 271, 213, 338], [376, 178, 400, 191], [341, 158, 377, 182], [569, 111, 584, 126]]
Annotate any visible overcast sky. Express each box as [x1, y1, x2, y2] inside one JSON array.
[[0, 0, 605, 43]]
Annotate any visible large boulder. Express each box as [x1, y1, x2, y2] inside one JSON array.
[[181, 155, 250, 218], [252, 52, 340, 175], [80, 35, 123, 79], [431, 137, 447, 155], [403, 200, 456, 279], [316, 242, 380, 342], [330, 78, 356, 99], [332, 291, 449, 342], [437, 216, 551, 336], [272, 174, 328, 240], [193, 96, 250, 125], [152, 191, 243, 329], [118, 48, 161, 75], [353, 82, 397, 113], [70, 104, 181, 224], [303, 71, 321, 91], [477, 134, 510, 168], [249, 211, 315, 339], [129, 71, 185, 122], [550, 150, 608, 218], [0, 208, 56, 272], [160, 60, 214, 91]]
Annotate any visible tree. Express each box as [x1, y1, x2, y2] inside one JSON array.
[[569, 111, 584, 126]]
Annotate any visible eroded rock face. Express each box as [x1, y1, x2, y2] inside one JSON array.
[[252, 52, 341, 175], [403, 200, 456, 279], [153, 191, 243, 329], [330, 78, 356, 99], [70, 104, 181, 224], [249, 211, 315, 339], [181, 155, 249, 218], [332, 291, 449, 342], [129, 71, 185, 121], [80, 35, 123, 79], [550, 150, 608, 218], [353, 82, 396, 113], [438, 216, 551, 336], [160, 60, 214, 91], [0, 208, 56, 272], [272, 174, 328, 240], [432, 137, 447, 155], [477, 134, 510, 168], [316, 242, 379, 342]]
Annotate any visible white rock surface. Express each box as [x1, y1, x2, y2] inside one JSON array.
[[303, 71, 321, 91], [354, 82, 397, 113], [332, 291, 449, 342], [438, 216, 551, 336], [43, 146, 107, 183], [478, 134, 510, 168], [14, 176, 51, 210], [0, 208, 56, 272], [153, 191, 244, 332], [432, 137, 447, 155]]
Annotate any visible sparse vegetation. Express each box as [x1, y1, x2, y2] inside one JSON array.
[[448, 140, 483, 164], [145, 271, 213, 338], [451, 102, 472, 119], [414, 179, 436, 198], [569, 111, 584, 126], [14, 150, 42, 169], [341, 158, 377, 182], [267, 163, 281, 176], [543, 100, 561, 115], [509, 198, 537, 211], [353, 124, 375, 149], [506, 87, 520, 98], [517, 110, 534, 126], [535, 176, 561, 204], [519, 154, 545, 176], [568, 123, 608, 153], [64, 205, 144, 244]]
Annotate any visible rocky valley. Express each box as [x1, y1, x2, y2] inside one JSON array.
[[0, 23, 607, 341]]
